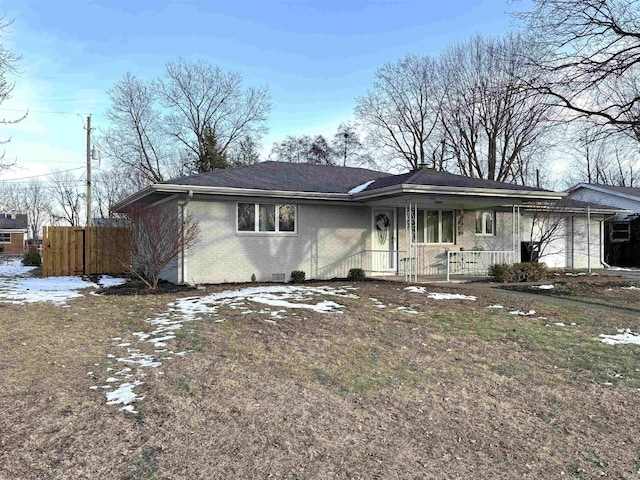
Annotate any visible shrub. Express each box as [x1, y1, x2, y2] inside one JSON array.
[[513, 262, 547, 282], [347, 268, 366, 281], [290, 270, 306, 283], [22, 247, 42, 267], [488, 262, 547, 283], [488, 263, 511, 283]]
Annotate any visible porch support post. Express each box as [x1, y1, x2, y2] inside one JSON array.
[[404, 200, 410, 282], [404, 199, 418, 282], [414, 201, 418, 282]]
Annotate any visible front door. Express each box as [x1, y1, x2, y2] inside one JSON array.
[[372, 209, 395, 272]]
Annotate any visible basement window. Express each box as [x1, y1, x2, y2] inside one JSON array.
[[237, 203, 297, 234]]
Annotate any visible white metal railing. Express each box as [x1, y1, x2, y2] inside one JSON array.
[[446, 250, 514, 281], [360, 249, 404, 273]]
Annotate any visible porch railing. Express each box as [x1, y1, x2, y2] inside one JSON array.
[[360, 249, 405, 273], [446, 250, 514, 281]]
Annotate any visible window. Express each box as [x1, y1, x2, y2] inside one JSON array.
[[610, 222, 630, 242], [237, 203, 296, 233], [414, 210, 455, 244], [475, 211, 495, 235], [0, 232, 10, 243]]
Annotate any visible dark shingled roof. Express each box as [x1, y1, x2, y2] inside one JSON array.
[[0, 213, 27, 229], [363, 168, 549, 193], [163, 162, 556, 197], [165, 161, 389, 194]]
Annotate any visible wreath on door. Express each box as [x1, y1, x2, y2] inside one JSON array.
[[375, 213, 390, 244]]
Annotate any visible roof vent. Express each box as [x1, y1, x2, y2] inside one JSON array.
[[411, 162, 436, 173]]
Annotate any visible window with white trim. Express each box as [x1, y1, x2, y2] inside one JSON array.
[[237, 203, 296, 233], [475, 210, 495, 235], [415, 210, 455, 244], [610, 222, 630, 242], [0, 232, 10, 243]]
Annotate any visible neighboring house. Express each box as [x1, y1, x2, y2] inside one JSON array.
[[113, 162, 621, 284], [0, 213, 27, 255], [567, 183, 640, 267]]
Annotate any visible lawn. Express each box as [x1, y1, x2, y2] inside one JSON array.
[[1, 265, 640, 479]]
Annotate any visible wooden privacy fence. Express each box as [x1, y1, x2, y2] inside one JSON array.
[[42, 226, 131, 277]]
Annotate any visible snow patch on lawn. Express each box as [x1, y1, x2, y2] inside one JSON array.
[[531, 284, 555, 290], [95, 285, 357, 413], [621, 286, 639, 291], [599, 329, 640, 345], [404, 286, 476, 301], [0, 259, 126, 305], [509, 309, 536, 316]]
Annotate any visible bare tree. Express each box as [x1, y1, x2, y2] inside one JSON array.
[[48, 170, 83, 226], [158, 58, 270, 173], [231, 135, 261, 166], [564, 124, 640, 187], [331, 122, 374, 167], [438, 33, 555, 184], [522, 200, 575, 262], [92, 167, 142, 220], [269, 134, 336, 164], [307, 135, 333, 164], [0, 16, 27, 171], [100, 73, 171, 183], [515, 0, 640, 129], [355, 54, 444, 171], [101, 204, 200, 289], [0, 180, 51, 239]]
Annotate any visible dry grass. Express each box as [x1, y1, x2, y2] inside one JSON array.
[[1, 279, 640, 479]]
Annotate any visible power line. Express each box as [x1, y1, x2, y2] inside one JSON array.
[[0, 166, 85, 182], [0, 107, 96, 115]]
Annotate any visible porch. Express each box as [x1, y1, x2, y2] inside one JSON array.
[[357, 196, 524, 281], [361, 248, 515, 281]]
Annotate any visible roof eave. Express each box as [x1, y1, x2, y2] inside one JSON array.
[[352, 184, 565, 201], [112, 184, 353, 211]]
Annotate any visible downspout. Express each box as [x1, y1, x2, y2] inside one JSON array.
[[587, 206, 591, 273], [178, 190, 194, 285]]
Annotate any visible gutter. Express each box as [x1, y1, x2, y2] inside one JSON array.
[[113, 184, 353, 211], [352, 184, 566, 201]]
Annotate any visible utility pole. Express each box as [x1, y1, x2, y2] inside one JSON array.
[[86, 114, 92, 227]]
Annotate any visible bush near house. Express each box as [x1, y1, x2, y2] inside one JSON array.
[[347, 268, 366, 281], [488, 262, 547, 283], [290, 270, 306, 283], [22, 247, 42, 267]]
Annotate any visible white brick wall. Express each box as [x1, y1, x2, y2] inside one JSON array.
[[180, 199, 372, 284]]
